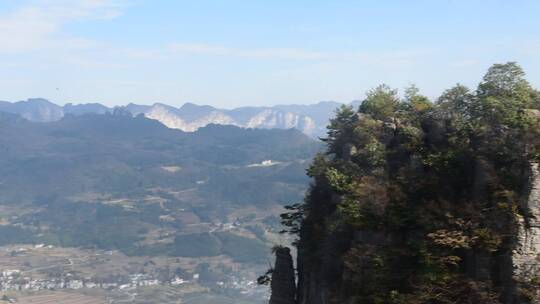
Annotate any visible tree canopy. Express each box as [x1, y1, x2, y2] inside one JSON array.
[[282, 62, 540, 303]]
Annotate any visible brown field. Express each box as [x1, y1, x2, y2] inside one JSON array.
[[13, 292, 104, 304]]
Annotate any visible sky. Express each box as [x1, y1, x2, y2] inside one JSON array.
[[0, 0, 539, 108]]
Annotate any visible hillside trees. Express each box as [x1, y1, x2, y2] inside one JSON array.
[[279, 62, 540, 303]]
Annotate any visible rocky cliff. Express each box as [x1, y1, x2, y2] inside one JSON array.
[[136, 104, 320, 136], [514, 163, 540, 303]]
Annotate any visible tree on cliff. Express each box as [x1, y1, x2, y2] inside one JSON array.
[[275, 62, 540, 304]]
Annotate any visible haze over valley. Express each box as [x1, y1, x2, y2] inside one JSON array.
[[0, 109, 320, 303]]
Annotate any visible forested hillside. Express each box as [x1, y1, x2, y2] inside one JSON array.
[[271, 63, 540, 304], [0, 104, 322, 303], [0, 113, 321, 260]]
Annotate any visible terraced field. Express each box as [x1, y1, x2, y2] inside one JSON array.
[[15, 292, 104, 304]]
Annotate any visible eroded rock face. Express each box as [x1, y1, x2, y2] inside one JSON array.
[[514, 163, 540, 302], [270, 247, 296, 304]]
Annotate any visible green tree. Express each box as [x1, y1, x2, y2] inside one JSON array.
[[437, 84, 472, 114], [324, 105, 357, 156], [478, 62, 531, 98], [359, 84, 400, 120], [404, 84, 432, 112]]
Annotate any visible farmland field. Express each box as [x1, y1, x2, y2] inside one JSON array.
[[10, 291, 104, 304]]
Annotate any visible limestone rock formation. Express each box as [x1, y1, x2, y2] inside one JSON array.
[[514, 163, 540, 302], [269, 247, 296, 304]]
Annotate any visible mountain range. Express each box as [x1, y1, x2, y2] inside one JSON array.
[[0, 98, 349, 137]]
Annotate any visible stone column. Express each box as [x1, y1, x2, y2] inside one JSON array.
[[270, 247, 296, 304]]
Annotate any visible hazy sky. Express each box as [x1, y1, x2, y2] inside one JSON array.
[[1, 0, 539, 108]]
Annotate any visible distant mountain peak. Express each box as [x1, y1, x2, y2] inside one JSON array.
[[180, 101, 211, 108], [0, 98, 63, 122], [26, 97, 54, 104], [0, 99, 351, 137]]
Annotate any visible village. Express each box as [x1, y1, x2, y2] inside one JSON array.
[[0, 268, 184, 292], [0, 244, 266, 303]]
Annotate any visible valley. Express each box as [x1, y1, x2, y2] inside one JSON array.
[[0, 112, 320, 303]]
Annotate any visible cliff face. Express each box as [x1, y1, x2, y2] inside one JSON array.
[[514, 163, 540, 303], [135, 103, 320, 137]]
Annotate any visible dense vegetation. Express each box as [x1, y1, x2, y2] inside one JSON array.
[[282, 63, 540, 303]]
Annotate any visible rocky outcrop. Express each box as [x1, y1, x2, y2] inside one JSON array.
[[514, 163, 540, 302], [270, 247, 296, 304]]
